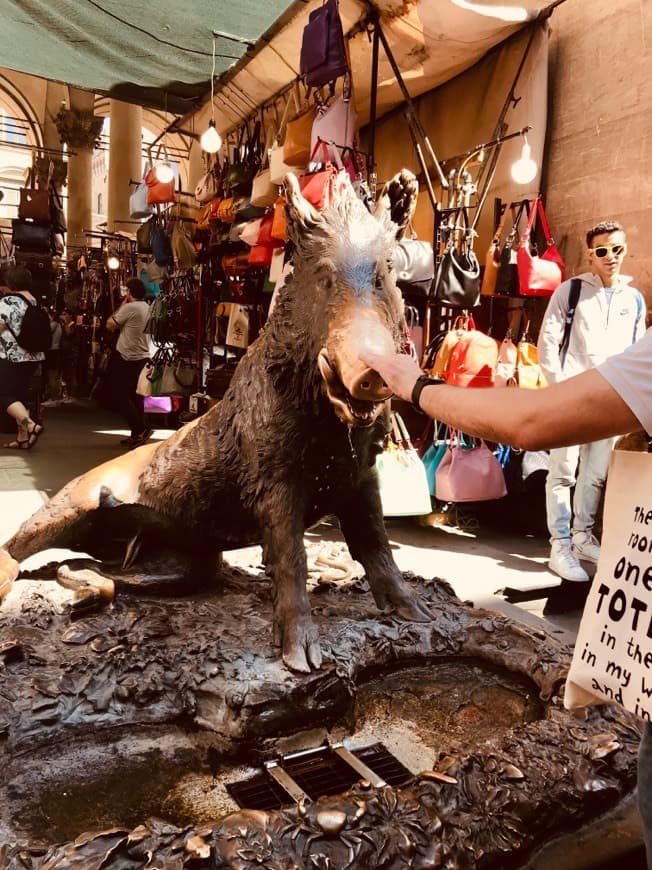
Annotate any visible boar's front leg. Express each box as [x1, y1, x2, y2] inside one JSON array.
[[261, 498, 322, 673], [337, 480, 431, 622]]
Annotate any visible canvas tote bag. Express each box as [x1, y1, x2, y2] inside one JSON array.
[[565, 450, 652, 716]]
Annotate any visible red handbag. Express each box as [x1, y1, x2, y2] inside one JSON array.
[[256, 212, 284, 248], [299, 140, 348, 210], [517, 198, 565, 297], [248, 244, 274, 267]]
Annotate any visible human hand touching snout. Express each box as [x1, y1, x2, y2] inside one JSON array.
[[360, 350, 423, 403]]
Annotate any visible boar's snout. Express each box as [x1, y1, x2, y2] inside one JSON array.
[[348, 367, 392, 402]]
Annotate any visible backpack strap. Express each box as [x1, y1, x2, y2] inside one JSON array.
[[559, 277, 581, 365]]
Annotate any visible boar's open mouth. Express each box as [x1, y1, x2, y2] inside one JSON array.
[[317, 351, 386, 428]]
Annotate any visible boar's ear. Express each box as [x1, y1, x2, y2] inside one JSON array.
[[375, 169, 419, 240], [282, 173, 322, 245]]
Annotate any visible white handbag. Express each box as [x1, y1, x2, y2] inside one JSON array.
[[195, 165, 220, 204], [129, 181, 153, 219], [375, 413, 432, 517]]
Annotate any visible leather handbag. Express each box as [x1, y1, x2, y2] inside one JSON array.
[[510, 325, 548, 389], [421, 422, 449, 497], [433, 209, 480, 308], [248, 244, 274, 267], [284, 97, 318, 167], [393, 234, 435, 298], [480, 206, 511, 297], [215, 197, 240, 224], [435, 433, 507, 503], [145, 145, 176, 205], [195, 156, 221, 204], [49, 186, 67, 233], [271, 196, 289, 242], [517, 197, 566, 297], [375, 412, 432, 517], [310, 96, 357, 162], [445, 326, 498, 388], [18, 166, 51, 222], [170, 220, 197, 269], [256, 212, 284, 248], [239, 218, 263, 247], [11, 218, 52, 252], [269, 97, 303, 184], [136, 216, 155, 253], [225, 122, 261, 196], [494, 201, 528, 297], [299, 141, 347, 210], [494, 329, 517, 386], [300, 0, 348, 88], [129, 180, 153, 219]]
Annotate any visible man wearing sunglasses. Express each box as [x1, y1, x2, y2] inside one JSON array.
[[536, 220, 646, 588]]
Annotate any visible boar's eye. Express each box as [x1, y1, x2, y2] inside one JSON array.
[[375, 274, 385, 291]]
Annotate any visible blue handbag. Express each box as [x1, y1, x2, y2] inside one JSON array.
[[421, 423, 448, 496]]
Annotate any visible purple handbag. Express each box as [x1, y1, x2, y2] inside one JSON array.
[[300, 0, 348, 89]]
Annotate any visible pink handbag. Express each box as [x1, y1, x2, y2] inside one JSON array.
[[310, 96, 357, 162], [517, 197, 566, 297], [435, 433, 507, 503]]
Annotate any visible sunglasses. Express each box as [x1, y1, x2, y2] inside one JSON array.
[[589, 243, 627, 258]]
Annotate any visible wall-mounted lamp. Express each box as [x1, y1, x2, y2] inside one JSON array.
[[201, 37, 222, 154], [511, 133, 538, 184]]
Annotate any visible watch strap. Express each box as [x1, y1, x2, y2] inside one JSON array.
[[411, 374, 444, 411]]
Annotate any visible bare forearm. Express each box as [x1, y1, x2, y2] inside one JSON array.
[[418, 369, 640, 450]]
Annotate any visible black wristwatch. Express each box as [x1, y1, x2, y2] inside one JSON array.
[[411, 374, 444, 412]]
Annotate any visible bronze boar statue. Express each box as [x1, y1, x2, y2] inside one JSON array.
[[0, 170, 431, 672]]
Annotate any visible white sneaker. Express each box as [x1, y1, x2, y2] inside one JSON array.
[[549, 539, 589, 582], [572, 531, 601, 564]]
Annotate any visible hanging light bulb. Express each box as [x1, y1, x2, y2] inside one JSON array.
[[511, 135, 538, 184], [201, 36, 222, 154], [107, 253, 120, 270], [154, 161, 175, 183], [201, 119, 221, 153]]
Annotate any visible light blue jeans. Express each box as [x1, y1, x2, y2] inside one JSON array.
[[545, 437, 616, 540]]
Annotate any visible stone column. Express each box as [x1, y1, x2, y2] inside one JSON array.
[[107, 99, 142, 233], [64, 88, 96, 251]]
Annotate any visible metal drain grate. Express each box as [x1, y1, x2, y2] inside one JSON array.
[[226, 742, 413, 810]]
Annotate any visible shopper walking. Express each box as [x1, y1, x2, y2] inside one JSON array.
[[0, 266, 45, 449], [536, 219, 645, 583], [105, 277, 152, 448]]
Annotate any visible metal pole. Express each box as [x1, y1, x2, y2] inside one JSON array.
[[367, 23, 379, 180]]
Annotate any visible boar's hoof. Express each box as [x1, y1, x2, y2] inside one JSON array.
[[387, 591, 432, 623], [56, 564, 116, 613], [0, 549, 20, 600], [276, 615, 323, 673]]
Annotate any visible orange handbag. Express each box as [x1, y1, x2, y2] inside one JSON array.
[[145, 145, 176, 205], [215, 197, 239, 224], [481, 206, 511, 297], [271, 196, 289, 242], [283, 90, 318, 166]]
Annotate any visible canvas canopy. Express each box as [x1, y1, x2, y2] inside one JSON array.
[[0, 0, 558, 124]]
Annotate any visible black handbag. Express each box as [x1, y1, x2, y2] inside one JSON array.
[[494, 201, 529, 297], [11, 218, 52, 252], [49, 187, 67, 234], [432, 210, 480, 309], [393, 236, 435, 298]]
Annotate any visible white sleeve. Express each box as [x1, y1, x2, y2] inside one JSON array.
[[598, 329, 652, 433], [536, 282, 570, 384]]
